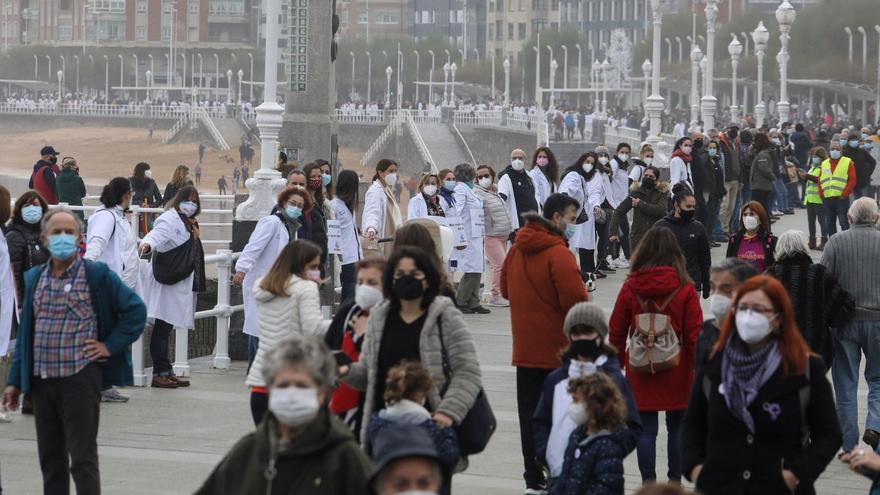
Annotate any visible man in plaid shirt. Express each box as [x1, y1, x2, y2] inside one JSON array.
[[3, 208, 146, 494]]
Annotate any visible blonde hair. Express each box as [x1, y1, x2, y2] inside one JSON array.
[[170, 165, 189, 187], [383, 361, 433, 405]]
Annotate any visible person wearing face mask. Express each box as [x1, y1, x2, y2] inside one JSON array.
[[369, 424, 447, 495], [233, 187, 313, 370], [408, 174, 450, 220], [818, 140, 857, 235], [326, 258, 387, 437], [450, 163, 488, 315], [342, 246, 483, 458], [2, 208, 146, 495], [304, 161, 334, 231], [842, 131, 877, 200], [129, 161, 164, 236], [532, 303, 641, 486], [559, 153, 606, 281], [609, 165, 669, 254], [609, 226, 702, 484], [498, 148, 541, 236], [139, 186, 206, 389], [528, 147, 561, 207], [28, 145, 60, 205], [803, 147, 830, 250], [628, 144, 654, 185], [655, 184, 712, 299], [681, 275, 841, 495], [6, 191, 50, 305], [669, 137, 695, 195], [473, 165, 513, 307], [749, 133, 777, 215], [718, 127, 742, 239], [767, 131, 793, 216], [363, 159, 403, 257], [332, 170, 364, 304], [197, 335, 371, 495], [694, 140, 725, 247], [547, 372, 630, 495], [246, 240, 331, 425], [437, 169, 457, 209], [593, 145, 619, 275], [607, 142, 634, 268], [0, 186, 14, 422], [726, 201, 776, 272], [695, 259, 758, 373], [768, 230, 854, 371], [501, 194, 588, 493]]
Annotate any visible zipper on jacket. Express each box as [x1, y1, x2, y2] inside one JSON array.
[[264, 457, 277, 495]]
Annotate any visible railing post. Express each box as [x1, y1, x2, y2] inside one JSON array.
[[213, 249, 232, 369], [172, 325, 191, 377], [132, 334, 148, 386]]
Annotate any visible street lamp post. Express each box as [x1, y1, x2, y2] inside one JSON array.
[[645, 0, 669, 155], [428, 50, 435, 105], [700, 0, 718, 131], [248, 52, 254, 102], [728, 34, 743, 123], [675, 36, 683, 63], [145, 70, 152, 103], [857, 26, 867, 80], [413, 50, 420, 103], [601, 58, 610, 114], [503, 58, 511, 107], [665, 37, 672, 64], [103, 55, 109, 103], [213, 53, 219, 96], [226, 69, 233, 104], [561, 45, 568, 90], [752, 21, 770, 128], [641, 59, 651, 102], [491, 53, 496, 103], [196, 53, 203, 88], [46, 55, 51, 82], [349, 52, 356, 101], [575, 43, 582, 107], [60, 56, 66, 89], [740, 32, 750, 55], [844, 27, 854, 73], [385, 66, 392, 107], [457, 49, 464, 67], [592, 59, 601, 111], [366, 52, 372, 102], [57, 70, 63, 99], [148, 54, 154, 78], [549, 59, 558, 109], [238, 69, 244, 103], [450, 62, 457, 105], [690, 45, 702, 124], [533, 44, 541, 105], [34, 55, 37, 79], [133, 54, 139, 88], [118, 54, 124, 89], [775, 0, 796, 121], [74, 55, 80, 96], [443, 62, 450, 105]]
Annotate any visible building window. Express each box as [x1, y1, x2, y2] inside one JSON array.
[[375, 12, 398, 24], [507, 22, 513, 40], [89, 0, 126, 13], [189, 4, 198, 14], [495, 20, 502, 40], [497, 0, 503, 11], [357, 13, 367, 24], [518, 22, 526, 40], [137, 1, 146, 13], [208, 0, 245, 16], [58, 22, 73, 40], [136, 26, 146, 40]]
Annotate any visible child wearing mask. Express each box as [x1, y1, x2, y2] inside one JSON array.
[[548, 371, 629, 495], [533, 303, 641, 486]]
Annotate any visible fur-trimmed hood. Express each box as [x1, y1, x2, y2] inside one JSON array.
[[629, 180, 670, 194]]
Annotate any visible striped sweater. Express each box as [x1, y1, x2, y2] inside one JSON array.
[[820, 224, 880, 321]]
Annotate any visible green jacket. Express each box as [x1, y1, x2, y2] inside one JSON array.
[[196, 410, 371, 495], [56, 168, 87, 207], [750, 149, 776, 191], [609, 180, 670, 253], [7, 260, 146, 393]]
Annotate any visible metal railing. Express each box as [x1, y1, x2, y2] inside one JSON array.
[[335, 109, 391, 124], [403, 110, 437, 173], [193, 107, 231, 151], [408, 109, 442, 123], [360, 112, 404, 167], [603, 125, 642, 146], [451, 122, 477, 167], [453, 109, 502, 127], [162, 113, 190, 144], [0, 102, 232, 120]]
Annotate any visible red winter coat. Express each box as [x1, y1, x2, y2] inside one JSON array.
[[609, 266, 702, 411], [501, 213, 588, 369]]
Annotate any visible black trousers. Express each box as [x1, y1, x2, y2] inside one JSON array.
[[150, 319, 174, 376], [751, 189, 772, 216], [611, 216, 631, 260], [250, 390, 269, 426], [31, 363, 102, 495], [516, 366, 553, 488], [578, 248, 596, 281]]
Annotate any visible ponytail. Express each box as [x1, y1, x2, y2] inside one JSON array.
[[383, 361, 433, 405]]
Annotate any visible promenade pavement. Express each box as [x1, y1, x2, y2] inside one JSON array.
[[0, 208, 872, 494]]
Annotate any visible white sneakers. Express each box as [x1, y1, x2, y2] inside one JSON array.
[[609, 256, 630, 269], [487, 295, 510, 307]]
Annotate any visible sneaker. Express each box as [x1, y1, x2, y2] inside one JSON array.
[[772, 210, 785, 216], [151, 376, 178, 389], [610, 257, 629, 269], [0, 411, 11, 423], [597, 262, 616, 274], [470, 306, 491, 314], [101, 388, 130, 403], [487, 296, 510, 307], [524, 490, 548, 495], [170, 375, 191, 387]]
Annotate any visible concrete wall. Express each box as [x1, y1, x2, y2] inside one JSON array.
[[0, 115, 174, 134], [459, 127, 538, 168]]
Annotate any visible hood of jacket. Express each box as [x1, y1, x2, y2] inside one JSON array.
[[627, 266, 683, 299], [514, 212, 566, 254], [774, 252, 812, 267], [659, 213, 692, 226], [629, 180, 669, 195], [259, 409, 354, 461], [253, 274, 310, 303], [56, 168, 78, 183], [32, 159, 53, 173]]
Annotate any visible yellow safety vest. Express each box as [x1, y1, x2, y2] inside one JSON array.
[[804, 165, 823, 205], [819, 156, 852, 198]]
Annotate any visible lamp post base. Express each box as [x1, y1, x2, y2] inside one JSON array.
[[777, 100, 790, 122], [700, 95, 718, 131], [755, 103, 767, 129], [236, 101, 287, 221], [645, 95, 669, 167]]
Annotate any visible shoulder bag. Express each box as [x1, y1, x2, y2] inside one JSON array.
[[151, 216, 195, 285], [437, 317, 496, 456]]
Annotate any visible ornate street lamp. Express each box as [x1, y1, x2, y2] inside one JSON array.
[[385, 66, 393, 107], [450, 62, 457, 105], [592, 59, 601, 112], [641, 59, 652, 102], [600, 58, 610, 114], [549, 59, 558, 109], [690, 44, 703, 124], [752, 21, 770, 128], [503, 58, 511, 107], [700, 0, 718, 131], [728, 34, 743, 123], [776, 0, 796, 121]]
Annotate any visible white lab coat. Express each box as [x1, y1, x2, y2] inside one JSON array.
[[528, 167, 556, 207], [451, 183, 484, 274], [234, 214, 291, 338], [361, 180, 401, 239], [141, 210, 196, 329], [497, 171, 541, 230], [330, 198, 362, 265], [609, 158, 631, 205], [669, 155, 694, 195], [0, 235, 17, 356], [407, 193, 450, 220], [559, 171, 604, 250], [84, 206, 142, 293]]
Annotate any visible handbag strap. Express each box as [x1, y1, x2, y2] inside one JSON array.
[[437, 316, 452, 397]]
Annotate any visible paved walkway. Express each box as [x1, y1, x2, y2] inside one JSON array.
[[0, 209, 873, 494]]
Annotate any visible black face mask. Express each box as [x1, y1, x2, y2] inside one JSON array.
[[49, 156, 57, 164], [693, 139, 704, 150], [679, 209, 695, 222], [642, 177, 656, 189], [570, 338, 602, 360], [727, 130, 738, 140], [392, 275, 425, 301]]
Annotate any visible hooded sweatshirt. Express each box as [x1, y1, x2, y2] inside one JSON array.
[[654, 213, 712, 293], [501, 213, 588, 368], [29, 159, 59, 204]]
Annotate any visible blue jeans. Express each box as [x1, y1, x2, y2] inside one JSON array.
[[637, 410, 684, 482], [773, 178, 789, 212], [832, 320, 880, 451], [247, 335, 259, 372], [854, 184, 874, 200], [824, 197, 851, 236], [786, 181, 801, 209]]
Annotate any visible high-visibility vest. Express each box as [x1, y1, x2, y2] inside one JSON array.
[[804, 165, 823, 205], [819, 156, 852, 198]]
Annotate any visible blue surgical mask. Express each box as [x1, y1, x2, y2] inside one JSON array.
[[47, 233, 78, 260], [839, 139, 848, 146], [849, 140, 860, 148], [443, 180, 457, 191], [179, 201, 198, 217], [866, 142, 874, 150], [811, 156, 821, 165], [564, 223, 577, 240], [285, 206, 303, 219], [708, 149, 718, 157], [322, 173, 332, 187], [21, 205, 43, 224], [830, 149, 842, 160]]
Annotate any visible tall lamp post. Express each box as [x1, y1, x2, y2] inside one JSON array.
[[775, 0, 796, 121], [728, 34, 743, 123], [549, 59, 558, 109], [349, 52, 356, 101], [665, 37, 672, 64], [145, 70, 152, 103], [46, 55, 52, 82], [490, 53, 496, 103], [118, 54, 124, 88], [700, 0, 718, 131], [592, 59, 601, 111], [103, 55, 109, 103], [575, 43, 582, 107], [366, 52, 372, 102], [856, 26, 867, 80], [34, 55, 37, 79], [675, 36, 683, 63], [641, 59, 651, 103], [645, 0, 670, 156], [73, 55, 80, 96], [442, 62, 450, 105], [427, 50, 435, 104], [213, 53, 219, 95], [503, 58, 511, 107], [450, 62, 457, 105], [385, 66, 392, 107], [247, 52, 254, 102], [237, 69, 244, 103], [752, 21, 770, 128], [132, 54, 139, 88], [561, 45, 568, 90], [533, 44, 541, 105], [413, 50, 420, 103], [690, 45, 702, 124], [57, 70, 63, 99], [196, 53, 203, 88], [601, 58, 610, 114], [844, 27, 854, 73], [226, 69, 233, 103]]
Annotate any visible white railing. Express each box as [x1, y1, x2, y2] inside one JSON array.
[[453, 109, 502, 127], [603, 125, 642, 146], [452, 123, 477, 167], [239, 113, 260, 144], [360, 112, 404, 167], [335, 109, 390, 124], [659, 133, 678, 148], [403, 110, 436, 172], [506, 111, 539, 131], [0, 102, 233, 120], [193, 107, 231, 151], [408, 109, 442, 123], [538, 122, 550, 147], [163, 113, 189, 144]]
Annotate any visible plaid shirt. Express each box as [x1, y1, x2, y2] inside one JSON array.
[[32, 257, 97, 379]]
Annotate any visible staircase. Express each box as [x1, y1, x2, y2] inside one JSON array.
[[414, 122, 471, 170], [550, 141, 598, 166]]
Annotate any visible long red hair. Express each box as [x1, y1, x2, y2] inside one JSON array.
[[711, 275, 810, 376]]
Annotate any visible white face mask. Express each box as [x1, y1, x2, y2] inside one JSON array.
[[617, 153, 630, 162], [511, 158, 525, 171], [269, 386, 320, 427], [598, 156, 609, 165], [582, 163, 594, 174], [643, 157, 653, 166], [179, 201, 198, 218], [422, 184, 438, 196], [568, 402, 588, 425], [305, 269, 322, 282], [355, 284, 383, 309], [735, 309, 775, 344], [743, 216, 759, 231], [709, 294, 732, 323], [144, 169, 153, 179], [384, 172, 398, 186], [478, 177, 492, 189]]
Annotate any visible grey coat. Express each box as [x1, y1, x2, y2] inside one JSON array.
[[750, 149, 776, 191], [343, 295, 483, 446], [474, 185, 513, 237]]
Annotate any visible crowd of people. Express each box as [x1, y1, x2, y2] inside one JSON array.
[[0, 116, 880, 495]]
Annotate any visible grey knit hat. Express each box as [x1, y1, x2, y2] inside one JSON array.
[[563, 302, 609, 339], [594, 145, 610, 156]]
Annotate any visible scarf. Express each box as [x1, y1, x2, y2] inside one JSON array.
[[567, 355, 608, 379], [672, 148, 692, 163], [721, 335, 782, 433], [424, 193, 445, 217]]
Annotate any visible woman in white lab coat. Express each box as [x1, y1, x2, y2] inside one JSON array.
[[668, 136, 695, 195], [407, 173, 450, 220], [330, 170, 363, 304], [451, 163, 488, 314], [139, 186, 205, 389], [0, 186, 16, 362], [361, 158, 402, 257], [528, 146, 560, 207], [558, 152, 606, 281], [232, 186, 305, 368]]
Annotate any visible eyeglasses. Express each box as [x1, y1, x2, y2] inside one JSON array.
[[735, 305, 778, 318]]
